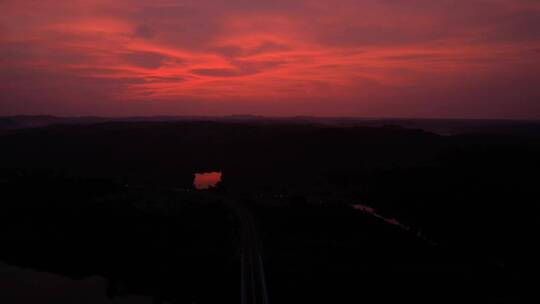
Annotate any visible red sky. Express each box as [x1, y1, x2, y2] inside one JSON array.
[[1, 0, 539, 118]]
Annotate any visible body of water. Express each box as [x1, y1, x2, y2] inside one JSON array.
[[194, 171, 222, 190]]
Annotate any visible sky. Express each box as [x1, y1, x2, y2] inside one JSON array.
[[1, 0, 539, 118]]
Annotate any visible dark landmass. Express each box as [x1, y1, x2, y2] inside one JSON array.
[[1, 119, 538, 303], [2, 115, 540, 137]]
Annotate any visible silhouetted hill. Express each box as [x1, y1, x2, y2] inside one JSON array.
[[1, 120, 538, 303], [2, 115, 540, 137]]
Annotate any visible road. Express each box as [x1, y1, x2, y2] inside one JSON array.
[[167, 187, 270, 304], [230, 200, 270, 304]]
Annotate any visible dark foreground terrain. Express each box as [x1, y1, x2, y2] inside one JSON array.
[[1, 117, 539, 303]]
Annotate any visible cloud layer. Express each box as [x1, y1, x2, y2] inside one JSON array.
[[1, 0, 539, 118]]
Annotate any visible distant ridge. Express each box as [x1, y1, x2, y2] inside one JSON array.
[[1, 115, 540, 137]]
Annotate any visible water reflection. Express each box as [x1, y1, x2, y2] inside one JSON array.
[[354, 204, 437, 245], [354, 204, 410, 230], [194, 171, 222, 190]]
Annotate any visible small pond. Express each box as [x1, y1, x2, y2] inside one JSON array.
[[193, 171, 222, 190]]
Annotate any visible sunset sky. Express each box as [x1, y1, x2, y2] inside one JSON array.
[[1, 0, 539, 118]]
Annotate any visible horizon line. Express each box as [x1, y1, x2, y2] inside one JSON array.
[[2, 114, 540, 122]]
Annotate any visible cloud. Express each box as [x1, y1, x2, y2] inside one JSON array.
[[191, 68, 244, 77], [1, 0, 540, 118], [144, 75, 185, 83], [121, 51, 179, 69], [382, 53, 453, 62], [191, 59, 283, 77], [134, 24, 156, 39], [213, 41, 291, 58]]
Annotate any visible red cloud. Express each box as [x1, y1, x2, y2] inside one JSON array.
[[1, 0, 539, 118]]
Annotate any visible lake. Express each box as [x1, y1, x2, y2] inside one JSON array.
[[194, 171, 222, 190]]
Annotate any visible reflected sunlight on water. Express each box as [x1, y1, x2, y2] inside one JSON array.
[[194, 172, 222, 190], [354, 204, 437, 245], [354, 204, 410, 230]]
